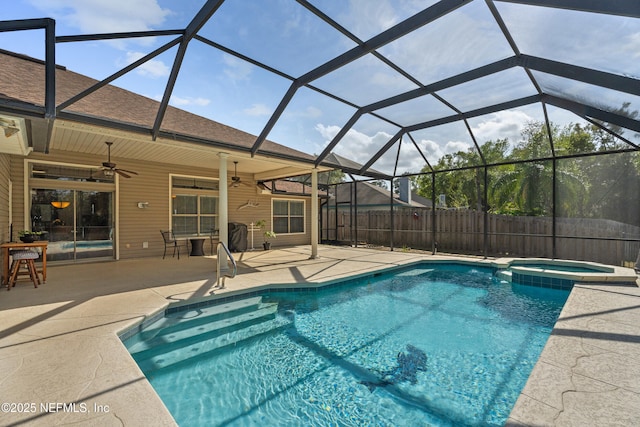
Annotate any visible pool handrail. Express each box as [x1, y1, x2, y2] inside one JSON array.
[[216, 242, 237, 288]]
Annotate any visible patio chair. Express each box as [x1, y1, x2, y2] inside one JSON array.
[[7, 250, 40, 290], [160, 230, 189, 259]]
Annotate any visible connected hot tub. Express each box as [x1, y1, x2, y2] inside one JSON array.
[[494, 258, 638, 290]]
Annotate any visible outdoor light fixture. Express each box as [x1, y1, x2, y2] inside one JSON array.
[[3, 126, 19, 137], [50, 201, 70, 209], [137, 202, 149, 209], [0, 118, 19, 138]]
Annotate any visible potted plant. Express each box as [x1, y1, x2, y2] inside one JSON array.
[[18, 230, 42, 243], [255, 220, 276, 250]]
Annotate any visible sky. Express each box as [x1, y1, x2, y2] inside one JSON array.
[[1, 0, 639, 177]]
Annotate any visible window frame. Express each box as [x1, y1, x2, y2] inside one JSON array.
[[272, 198, 305, 235], [170, 175, 219, 236]]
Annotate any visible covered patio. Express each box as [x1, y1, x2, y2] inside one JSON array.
[[0, 246, 638, 426], [1, 1, 639, 425]]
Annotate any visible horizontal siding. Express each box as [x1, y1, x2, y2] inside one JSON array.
[[0, 153, 10, 243], [11, 150, 315, 260], [9, 154, 25, 233], [227, 179, 272, 250], [118, 159, 171, 259], [209, 181, 312, 249], [0, 153, 10, 279]]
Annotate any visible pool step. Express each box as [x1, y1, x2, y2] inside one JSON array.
[[395, 268, 436, 277], [132, 296, 267, 344], [130, 298, 290, 372], [130, 300, 278, 354], [494, 269, 512, 283]]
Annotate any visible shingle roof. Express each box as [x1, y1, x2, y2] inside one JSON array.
[[0, 49, 315, 161], [334, 181, 429, 208]]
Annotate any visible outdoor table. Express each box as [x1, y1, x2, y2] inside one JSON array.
[[189, 237, 207, 256], [1, 241, 48, 286], [175, 236, 208, 256]]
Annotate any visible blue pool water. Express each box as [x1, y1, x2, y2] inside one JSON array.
[[125, 264, 569, 426]]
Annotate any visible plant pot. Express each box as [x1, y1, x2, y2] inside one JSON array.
[[263, 242, 271, 250], [20, 235, 38, 243]]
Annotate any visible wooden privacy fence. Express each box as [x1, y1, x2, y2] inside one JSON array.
[[325, 208, 640, 266]]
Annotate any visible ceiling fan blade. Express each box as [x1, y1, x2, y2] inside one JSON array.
[[117, 168, 138, 175], [115, 169, 132, 178]]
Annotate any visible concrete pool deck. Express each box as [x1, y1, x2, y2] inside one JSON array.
[[0, 245, 638, 426]]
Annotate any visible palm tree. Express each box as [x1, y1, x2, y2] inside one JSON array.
[[490, 121, 588, 216]]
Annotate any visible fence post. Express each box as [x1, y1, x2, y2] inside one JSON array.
[[354, 181, 358, 247], [552, 157, 557, 259], [483, 166, 488, 258], [389, 178, 394, 251]]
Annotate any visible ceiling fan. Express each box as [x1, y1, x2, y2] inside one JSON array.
[[101, 142, 138, 178], [230, 161, 250, 188]]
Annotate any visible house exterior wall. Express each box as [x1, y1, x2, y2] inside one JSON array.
[[9, 153, 25, 233], [220, 185, 312, 250], [0, 153, 10, 243], [0, 153, 10, 278], [8, 150, 312, 260]]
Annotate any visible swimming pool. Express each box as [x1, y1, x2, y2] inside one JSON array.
[[125, 263, 569, 426]]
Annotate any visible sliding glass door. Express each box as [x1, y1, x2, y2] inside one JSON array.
[[31, 188, 114, 261]]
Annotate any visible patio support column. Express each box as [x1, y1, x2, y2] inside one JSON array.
[[310, 168, 319, 259], [218, 153, 229, 247]]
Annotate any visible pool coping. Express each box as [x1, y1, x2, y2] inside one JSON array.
[[1, 247, 638, 426]]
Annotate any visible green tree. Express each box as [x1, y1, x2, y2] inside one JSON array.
[[414, 117, 637, 223], [491, 121, 586, 216], [491, 162, 552, 215], [320, 169, 346, 185], [555, 123, 596, 156], [567, 104, 640, 225], [415, 139, 510, 210], [582, 149, 640, 225], [590, 102, 638, 151], [415, 152, 474, 209]]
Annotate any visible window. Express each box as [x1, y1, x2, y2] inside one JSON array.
[[172, 176, 218, 235], [273, 199, 304, 234], [30, 162, 115, 183]]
